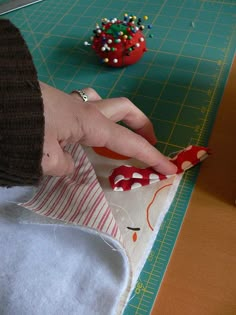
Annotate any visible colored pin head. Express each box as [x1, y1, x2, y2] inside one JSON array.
[[88, 14, 150, 68]]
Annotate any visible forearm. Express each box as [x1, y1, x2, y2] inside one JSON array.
[[0, 19, 44, 187]]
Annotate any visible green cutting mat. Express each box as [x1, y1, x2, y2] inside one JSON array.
[[2, 0, 236, 314]]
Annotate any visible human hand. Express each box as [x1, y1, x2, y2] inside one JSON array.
[[40, 82, 177, 177]]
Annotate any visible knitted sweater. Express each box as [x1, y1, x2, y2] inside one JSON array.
[[0, 19, 44, 187]]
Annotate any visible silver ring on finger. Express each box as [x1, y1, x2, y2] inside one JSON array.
[[71, 89, 88, 102]]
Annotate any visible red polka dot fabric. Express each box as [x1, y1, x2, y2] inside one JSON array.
[[109, 145, 209, 191]]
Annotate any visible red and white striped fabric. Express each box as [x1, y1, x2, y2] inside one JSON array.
[[20, 144, 121, 239], [109, 145, 209, 191]]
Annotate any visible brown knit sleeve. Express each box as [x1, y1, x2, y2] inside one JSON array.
[[0, 19, 44, 187]]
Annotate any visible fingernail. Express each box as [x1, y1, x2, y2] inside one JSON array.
[[150, 136, 158, 146], [170, 163, 178, 174]]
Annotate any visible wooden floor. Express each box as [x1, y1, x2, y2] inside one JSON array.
[[152, 57, 236, 315]]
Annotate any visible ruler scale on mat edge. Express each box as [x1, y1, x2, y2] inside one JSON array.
[[0, 0, 43, 16], [124, 49, 236, 315]]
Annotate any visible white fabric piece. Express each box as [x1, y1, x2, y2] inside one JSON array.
[[0, 187, 130, 315]]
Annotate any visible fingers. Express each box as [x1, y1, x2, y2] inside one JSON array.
[[104, 122, 177, 174], [69, 87, 175, 174], [79, 108, 177, 175], [93, 97, 157, 145], [71, 88, 157, 144]]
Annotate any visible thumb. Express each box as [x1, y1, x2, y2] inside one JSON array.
[[42, 144, 75, 177]]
